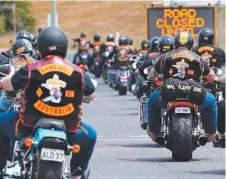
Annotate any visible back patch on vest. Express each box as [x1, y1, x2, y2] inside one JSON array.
[[34, 74, 75, 116]]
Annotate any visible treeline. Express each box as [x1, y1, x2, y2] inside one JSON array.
[[0, 1, 36, 33]]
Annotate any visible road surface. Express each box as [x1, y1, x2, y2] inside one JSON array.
[[67, 52, 225, 179]]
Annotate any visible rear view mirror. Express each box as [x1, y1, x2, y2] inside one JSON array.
[[0, 64, 15, 77], [143, 66, 152, 75]]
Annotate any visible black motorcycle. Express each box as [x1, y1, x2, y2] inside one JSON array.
[[153, 80, 208, 161]]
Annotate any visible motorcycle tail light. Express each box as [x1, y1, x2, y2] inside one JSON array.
[[24, 138, 33, 148], [72, 145, 81, 153], [95, 59, 100, 62], [167, 101, 198, 111], [155, 81, 163, 86]]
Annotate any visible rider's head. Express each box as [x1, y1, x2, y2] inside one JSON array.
[[32, 35, 39, 49], [148, 37, 160, 53], [37, 27, 68, 59], [80, 32, 87, 38], [141, 40, 150, 50], [38, 27, 44, 34], [94, 33, 101, 42], [198, 28, 214, 45], [16, 31, 33, 43], [106, 34, 114, 42], [118, 36, 127, 46], [158, 36, 174, 53], [126, 37, 133, 45], [12, 39, 33, 56], [174, 31, 194, 50]]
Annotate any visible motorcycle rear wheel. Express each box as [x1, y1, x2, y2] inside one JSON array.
[[35, 152, 63, 179], [169, 114, 193, 161]]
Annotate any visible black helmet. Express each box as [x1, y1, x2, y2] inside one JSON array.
[[80, 32, 86, 38], [141, 40, 150, 50], [158, 36, 174, 53], [32, 35, 39, 49], [12, 39, 33, 56], [174, 31, 194, 50], [38, 27, 44, 33], [149, 37, 160, 52], [94, 33, 101, 41], [107, 34, 114, 42], [126, 38, 133, 45], [37, 27, 68, 58], [16, 31, 33, 43], [198, 28, 214, 45], [118, 36, 127, 46]]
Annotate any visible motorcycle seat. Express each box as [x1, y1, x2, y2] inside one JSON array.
[[33, 118, 66, 132]]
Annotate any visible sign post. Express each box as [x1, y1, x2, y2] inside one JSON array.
[[146, 6, 218, 45]]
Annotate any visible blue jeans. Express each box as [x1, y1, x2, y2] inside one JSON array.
[[0, 111, 97, 173], [148, 91, 217, 135], [0, 96, 14, 112]]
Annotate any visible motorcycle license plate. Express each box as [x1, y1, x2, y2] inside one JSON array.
[[120, 78, 127, 82], [40, 148, 65, 162], [175, 107, 191, 114], [95, 62, 99, 65]]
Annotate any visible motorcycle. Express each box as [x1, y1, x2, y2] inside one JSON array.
[[1, 77, 98, 179], [102, 59, 111, 84], [147, 72, 208, 161], [139, 67, 163, 130], [116, 66, 130, 95], [91, 46, 102, 78], [75, 51, 90, 72], [1, 118, 84, 179]]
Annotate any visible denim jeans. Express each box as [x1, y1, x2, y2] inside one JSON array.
[[148, 91, 217, 135], [0, 111, 97, 173], [0, 96, 14, 112]]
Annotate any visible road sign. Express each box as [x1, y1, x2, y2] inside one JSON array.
[[146, 6, 218, 45]]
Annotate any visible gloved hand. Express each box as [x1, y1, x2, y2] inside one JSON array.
[[215, 75, 226, 84], [83, 94, 96, 103]]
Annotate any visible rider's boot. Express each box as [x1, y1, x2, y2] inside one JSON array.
[[71, 167, 90, 179], [213, 132, 225, 148]]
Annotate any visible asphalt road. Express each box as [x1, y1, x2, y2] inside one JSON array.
[[67, 52, 225, 179]]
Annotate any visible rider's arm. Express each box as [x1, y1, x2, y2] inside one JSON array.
[[74, 38, 80, 43], [202, 61, 216, 83], [83, 72, 95, 96], [154, 54, 166, 74], [217, 47, 225, 65], [0, 66, 28, 91]]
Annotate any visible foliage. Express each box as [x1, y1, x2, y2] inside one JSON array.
[[0, 1, 36, 33], [0, 16, 6, 33]]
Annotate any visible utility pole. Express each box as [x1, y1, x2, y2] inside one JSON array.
[[12, 3, 16, 34], [51, 0, 57, 27], [217, 0, 223, 48]]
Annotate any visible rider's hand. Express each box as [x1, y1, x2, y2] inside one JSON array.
[[135, 69, 140, 75], [215, 75, 226, 84]]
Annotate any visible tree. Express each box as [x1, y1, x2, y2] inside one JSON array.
[[0, 16, 6, 33], [0, 1, 36, 33]]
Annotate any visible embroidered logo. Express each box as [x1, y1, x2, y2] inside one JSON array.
[[173, 59, 189, 78], [41, 74, 66, 103]]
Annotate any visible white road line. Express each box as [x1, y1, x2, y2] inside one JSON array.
[[130, 135, 149, 138], [97, 138, 151, 141]]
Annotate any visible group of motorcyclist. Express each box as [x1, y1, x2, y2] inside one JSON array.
[[0, 26, 224, 178], [72, 28, 225, 149], [0, 27, 97, 179], [133, 28, 225, 149]]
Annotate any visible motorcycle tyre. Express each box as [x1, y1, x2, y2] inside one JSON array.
[[169, 113, 193, 161]]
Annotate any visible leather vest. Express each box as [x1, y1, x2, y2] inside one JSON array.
[[161, 49, 203, 81], [20, 56, 84, 132], [194, 44, 222, 68]]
